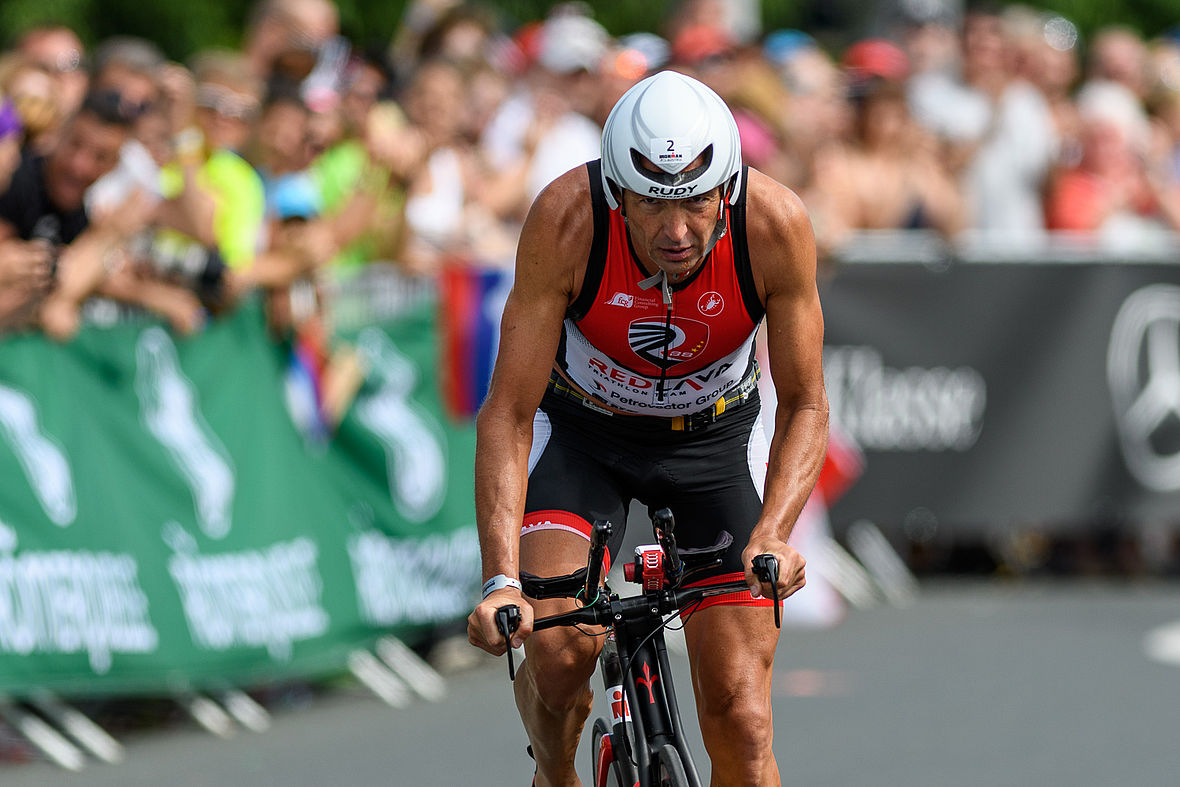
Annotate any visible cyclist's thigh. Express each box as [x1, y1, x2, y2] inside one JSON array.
[[522, 405, 630, 578]]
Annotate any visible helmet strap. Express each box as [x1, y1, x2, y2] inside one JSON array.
[[702, 203, 728, 259]]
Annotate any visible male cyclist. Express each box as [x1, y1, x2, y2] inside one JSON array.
[[468, 70, 828, 787]]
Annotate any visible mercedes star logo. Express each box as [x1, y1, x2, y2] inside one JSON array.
[[1108, 284, 1180, 491]]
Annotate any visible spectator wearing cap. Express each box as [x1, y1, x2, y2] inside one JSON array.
[[478, 9, 607, 223], [0, 91, 155, 338], [893, 0, 961, 77], [907, 3, 1058, 245]]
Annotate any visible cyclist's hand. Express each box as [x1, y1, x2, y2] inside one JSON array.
[[467, 590, 534, 656], [742, 537, 806, 601]]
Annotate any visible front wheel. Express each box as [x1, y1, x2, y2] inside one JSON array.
[[592, 718, 623, 787], [655, 743, 689, 787]]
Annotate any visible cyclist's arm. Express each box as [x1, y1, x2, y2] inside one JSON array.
[[744, 169, 829, 593], [469, 166, 592, 650]]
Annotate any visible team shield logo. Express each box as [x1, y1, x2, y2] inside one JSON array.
[[627, 317, 709, 370]]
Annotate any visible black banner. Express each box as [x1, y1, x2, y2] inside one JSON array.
[[820, 260, 1180, 537]]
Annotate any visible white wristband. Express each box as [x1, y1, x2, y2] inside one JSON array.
[[482, 574, 522, 599]]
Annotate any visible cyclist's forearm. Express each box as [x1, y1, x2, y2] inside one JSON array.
[[753, 401, 829, 541], [474, 411, 532, 579]]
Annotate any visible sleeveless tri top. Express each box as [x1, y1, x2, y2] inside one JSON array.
[[555, 160, 764, 417]]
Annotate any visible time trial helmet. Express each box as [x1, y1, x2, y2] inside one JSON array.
[[600, 70, 742, 210]]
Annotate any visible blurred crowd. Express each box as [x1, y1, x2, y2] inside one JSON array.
[[2, 0, 1180, 350]]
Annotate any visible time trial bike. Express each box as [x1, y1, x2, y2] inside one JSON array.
[[495, 508, 781, 787]]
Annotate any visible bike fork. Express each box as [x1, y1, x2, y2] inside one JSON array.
[[599, 634, 640, 785], [653, 636, 702, 787]]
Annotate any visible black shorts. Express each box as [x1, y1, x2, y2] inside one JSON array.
[[523, 389, 772, 608]]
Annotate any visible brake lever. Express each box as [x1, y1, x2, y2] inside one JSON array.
[[751, 554, 781, 629], [495, 605, 522, 680]]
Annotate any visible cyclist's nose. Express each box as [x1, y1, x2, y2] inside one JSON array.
[[659, 208, 691, 244]]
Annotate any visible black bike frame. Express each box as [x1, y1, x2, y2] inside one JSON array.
[[532, 578, 752, 787]]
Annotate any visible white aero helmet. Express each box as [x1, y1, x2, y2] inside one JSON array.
[[600, 70, 743, 210]]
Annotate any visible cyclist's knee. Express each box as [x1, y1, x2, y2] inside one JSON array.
[[523, 629, 600, 708], [698, 685, 773, 755]]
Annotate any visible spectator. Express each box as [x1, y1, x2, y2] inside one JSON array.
[[302, 50, 420, 277], [86, 36, 169, 216], [400, 59, 474, 271], [1087, 26, 1151, 101], [397, 58, 514, 272], [0, 53, 61, 153], [478, 9, 607, 223], [0, 100, 22, 194], [1147, 39, 1180, 184], [0, 91, 154, 338], [414, 3, 502, 71], [159, 50, 266, 271], [0, 100, 52, 329], [1045, 80, 1180, 247], [765, 36, 853, 205], [806, 47, 964, 255], [908, 2, 1058, 244], [1007, 11, 1083, 167], [243, 0, 341, 83], [253, 85, 315, 197], [17, 25, 89, 125], [896, 3, 961, 77]]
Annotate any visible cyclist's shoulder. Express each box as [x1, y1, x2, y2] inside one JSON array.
[[741, 167, 816, 291], [742, 168, 810, 238], [519, 163, 596, 260]]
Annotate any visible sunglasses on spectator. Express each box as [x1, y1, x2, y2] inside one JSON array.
[[196, 83, 260, 121]]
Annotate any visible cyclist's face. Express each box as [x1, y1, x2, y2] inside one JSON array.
[[621, 155, 723, 282]]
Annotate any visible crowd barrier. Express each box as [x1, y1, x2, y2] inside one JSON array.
[[0, 268, 482, 697], [6, 232, 1177, 697], [823, 231, 1180, 541]]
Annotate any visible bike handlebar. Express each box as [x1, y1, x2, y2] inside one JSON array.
[[492, 510, 784, 681], [493, 556, 782, 681]]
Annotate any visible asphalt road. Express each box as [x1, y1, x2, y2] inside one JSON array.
[[4, 580, 1180, 786]]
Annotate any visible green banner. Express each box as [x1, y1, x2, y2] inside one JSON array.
[[0, 296, 479, 696]]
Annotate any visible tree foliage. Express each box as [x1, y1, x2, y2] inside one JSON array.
[[0, 0, 1176, 64]]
